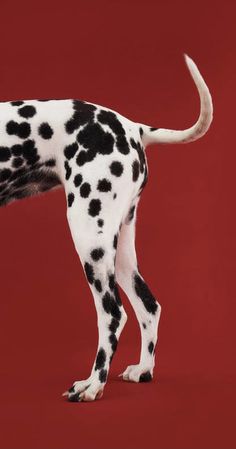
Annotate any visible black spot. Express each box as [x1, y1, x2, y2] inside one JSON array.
[[113, 193, 117, 199], [0, 169, 11, 182], [139, 166, 148, 192], [98, 110, 125, 135], [74, 173, 83, 187], [64, 161, 71, 180], [150, 127, 158, 131], [14, 122, 31, 139], [110, 161, 123, 177], [109, 333, 118, 352], [109, 318, 120, 333], [139, 371, 152, 382], [136, 143, 146, 174], [116, 134, 130, 155], [107, 277, 121, 306], [45, 159, 56, 167], [97, 178, 112, 192], [142, 322, 147, 329], [65, 100, 96, 134], [109, 274, 115, 291], [11, 101, 24, 106], [97, 110, 130, 154], [0, 147, 11, 162], [127, 205, 136, 222], [91, 247, 104, 261], [12, 157, 24, 168], [130, 139, 146, 173], [94, 279, 102, 292], [68, 386, 75, 393], [88, 199, 101, 217], [11, 145, 22, 156], [65, 117, 79, 134], [102, 292, 114, 313], [148, 342, 154, 354], [95, 348, 106, 371], [133, 273, 158, 314], [73, 100, 96, 119], [38, 122, 53, 139], [132, 160, 140, 182], [68, 392, 81, 402], [22, 140, 39, 165], [26, 154, 40, 167], [99, 369, 107, 383], [130, 138, 137, 149], [80, 182, 91, 198], [76, 150, 89, 166], [22, 139, 35, 154], [64, 142, 78, 160], [113, 234, 118, 249], [77, 122, 114, 160], [102, 292, 121, 320], [84, 262, 94, 284], [6, 121, 31, 139], [67, 192, 74, 207], [18, 105, 36, 119], [114, 283, 122, 306], [139, 127, 144, 136], [97, 219, 104, 227]]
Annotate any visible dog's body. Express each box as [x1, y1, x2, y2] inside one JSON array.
[[0, 56, 213, 401]]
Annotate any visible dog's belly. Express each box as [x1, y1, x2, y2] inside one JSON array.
[[0, 164, 61, 206]]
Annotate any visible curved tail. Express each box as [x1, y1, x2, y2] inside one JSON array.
[[140, 55, 213, 146]]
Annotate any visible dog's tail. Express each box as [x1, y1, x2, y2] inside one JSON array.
[[140, 55, 213, 146]]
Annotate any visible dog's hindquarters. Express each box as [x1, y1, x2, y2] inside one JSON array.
[[60, 54, 213, 400], [63, 143, 145, 401]]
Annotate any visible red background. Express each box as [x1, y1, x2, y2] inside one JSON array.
[[0, 1, 235, 448]]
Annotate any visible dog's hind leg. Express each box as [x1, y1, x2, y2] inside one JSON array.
[[116, 202, 161, 383], [64, 200, 127, 402]]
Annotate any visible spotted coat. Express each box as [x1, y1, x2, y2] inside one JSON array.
[[0, 55, 213, 401]]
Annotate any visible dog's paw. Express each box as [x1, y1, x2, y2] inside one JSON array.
[[62, 378, 104, 402], [120, 364, 153, 383]]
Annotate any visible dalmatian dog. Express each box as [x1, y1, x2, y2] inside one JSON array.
[[0, 55, 212, 402]]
